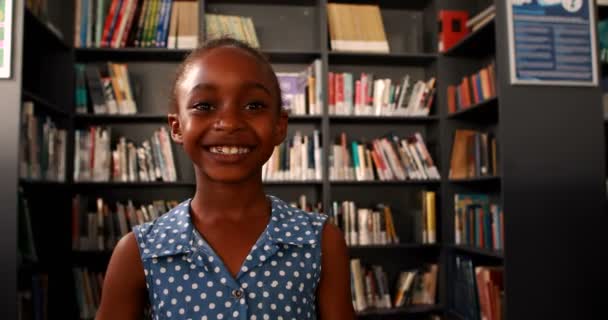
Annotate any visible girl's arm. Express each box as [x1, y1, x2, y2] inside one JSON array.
[[317, 223, 356, 320], [96, 232, 148, 320]]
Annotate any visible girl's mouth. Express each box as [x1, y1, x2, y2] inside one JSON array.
[[208, 146, 251, 155]]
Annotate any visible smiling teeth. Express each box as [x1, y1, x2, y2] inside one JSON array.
[[210, 146, 250, 155]]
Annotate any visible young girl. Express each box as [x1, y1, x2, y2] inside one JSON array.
[[96, 38, 355, 320]]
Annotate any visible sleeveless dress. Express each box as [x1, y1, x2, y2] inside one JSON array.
[[133, 195, 328, 320]]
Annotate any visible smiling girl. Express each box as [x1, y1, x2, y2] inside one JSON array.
[[95, 38, 354, 320]]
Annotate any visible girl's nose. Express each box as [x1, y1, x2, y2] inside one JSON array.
[[212, 104, 244, 132]]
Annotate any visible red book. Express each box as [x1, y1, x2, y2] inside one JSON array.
[[336, 73, 344, 112], [101, 0, 122, 47], [438, 10, 469, 52], [328, 72, 335, 113]]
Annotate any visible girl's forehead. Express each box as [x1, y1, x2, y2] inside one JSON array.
[[187, 47, 272, 83]]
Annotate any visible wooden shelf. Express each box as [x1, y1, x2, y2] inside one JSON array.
[[447, 97, 498, 121], [349, 243, 440, 250], [330, 115, 439, 122], [75, 47, 191, 62], [331, 180, 441, 186], [72, 181, 196, 188], [75, 47, 321, 63], [263, 181, 323, 185], [328, 51, 437, 65], [22, 90, 70, 118], [287, 115, 323, 122], [327, 0, 433, 10], [356, 304, 442, 317], [74, 114, 168, 124], [19, 179, 67, 187], [449, 176, 500, 184], [443, 19, 495, 57], [449, 176, 501, 184], [450, 245, 504, 260], [261, 49, 322, 64]]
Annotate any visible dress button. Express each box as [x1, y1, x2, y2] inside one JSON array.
[[232, 289, 243, 299]]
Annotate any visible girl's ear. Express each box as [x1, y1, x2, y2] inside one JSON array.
[[168, 114, 183, 144], [273, 109, 289, 146]]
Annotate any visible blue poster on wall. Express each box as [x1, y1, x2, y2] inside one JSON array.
[[507, 0, 598, 86]]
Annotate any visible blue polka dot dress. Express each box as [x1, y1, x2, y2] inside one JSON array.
[[133, 195, 328, 320]]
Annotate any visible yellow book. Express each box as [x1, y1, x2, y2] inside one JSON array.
[[425, 191, 436, 244]]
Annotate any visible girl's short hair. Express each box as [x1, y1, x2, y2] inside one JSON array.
[[169, 37, 282, 113]]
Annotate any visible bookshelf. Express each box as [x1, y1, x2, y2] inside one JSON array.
[[9, 0, 606, 320]]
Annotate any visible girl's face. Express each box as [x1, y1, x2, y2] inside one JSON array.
[[170, 47, 288, 183]]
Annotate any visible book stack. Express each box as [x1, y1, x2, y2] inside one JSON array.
[[73, 126, 177, 183], [328, 73, 436, 116], [454, 194, 504, 252], [262, 131, 323, 182], [74, 0, 199, 49], [453, 256, 504, 320], [328, 193, 436, 246], [330, 132, 440, 181], [71, 195, 179, 251], [447, 62, 496, 113], [73, 268, 104, 320], [466, 5, 495, 32], [350, 260, 438, 312], [19, 102, 67, 182], [449, 129, 498, 180], [277, 59, 323, 116], [327, 3, 389, 53], [75, 63, 138, 115], [205, 13, 259, 48], [328, 201, 399, 246]]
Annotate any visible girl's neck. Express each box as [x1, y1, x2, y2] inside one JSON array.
[[190, 169, 270, 222]]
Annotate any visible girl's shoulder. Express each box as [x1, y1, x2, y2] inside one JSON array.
[[265, 195, 328, 246], [132, 199, 192, 260]]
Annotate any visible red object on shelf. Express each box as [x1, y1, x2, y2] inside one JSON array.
[[438, 10, 469, 53]]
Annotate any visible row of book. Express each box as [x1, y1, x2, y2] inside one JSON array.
[[350, 260, 438, 312], [454, 194, 504, 252], [19, 102, 67, 182], [328, 192, 437, 246], [453, 256, 504, 320], [74, 0, 199, 49], [329, 73, 436, 117], [327, 3, 389, 53], [438, 6, 495, 53], [328, 201, 399, 246], [18, 273, 48, 320], [329, 132, 440, 181], [75, 63, 138, 115], [261, 131, 323, 182], [449, 130, 498, 180], [447, 62, 496, 113], [73, 268, 104, 320], [277, 59, 323, 116], [72, 195, 179, 251], [206, 13, 259, 49], [73, 126, 178, 183]]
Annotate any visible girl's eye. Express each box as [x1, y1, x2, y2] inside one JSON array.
[[193, 102, 214, 111], [244, 102, 266, 111]]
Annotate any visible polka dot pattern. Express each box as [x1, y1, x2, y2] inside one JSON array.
[[134, 196, 327, 319]]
